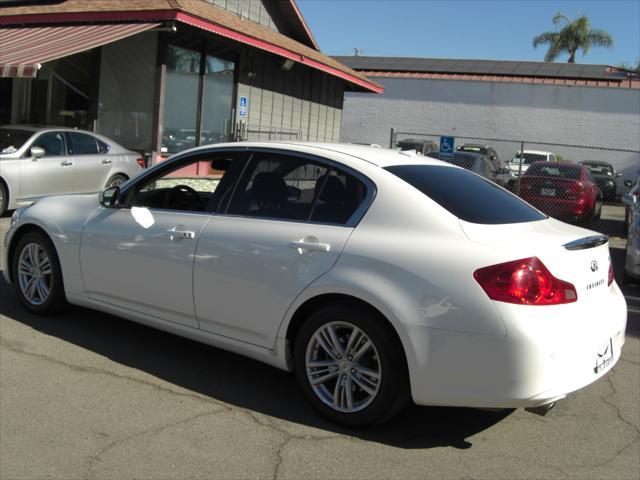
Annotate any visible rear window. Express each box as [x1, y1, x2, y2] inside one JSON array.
[[448, 153, 476, 170], [526, 163, 581, 180], [385, 164, 546, 224]]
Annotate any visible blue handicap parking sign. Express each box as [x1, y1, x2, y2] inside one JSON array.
[[239, 96, 248, 108], [439, 136, 455, 158]]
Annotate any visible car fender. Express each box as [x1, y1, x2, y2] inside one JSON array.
[[6, 194, 99, 295]]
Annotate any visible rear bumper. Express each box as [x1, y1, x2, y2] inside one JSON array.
[[521, 196, 591, 221], [407, 283, 627, 408]]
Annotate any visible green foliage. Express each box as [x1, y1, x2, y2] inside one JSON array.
[[616, 59, 640, 73], [533, 13, 613, 63]]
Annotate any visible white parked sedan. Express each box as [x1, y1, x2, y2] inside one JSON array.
[[3, 142, 627, 426], [0, 125, 144, 216]]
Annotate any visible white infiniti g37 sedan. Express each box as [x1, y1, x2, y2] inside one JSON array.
[[2, 142, 627, 426]]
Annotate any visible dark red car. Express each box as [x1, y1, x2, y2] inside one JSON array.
[[519, 162, 602, 224]]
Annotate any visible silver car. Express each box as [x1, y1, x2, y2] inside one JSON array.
[[0, 125, 143, 216]]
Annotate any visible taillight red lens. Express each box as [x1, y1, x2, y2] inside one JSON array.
[[474, 257, 577, 305], [608, 260, 614, 286], [136, 158, 145, 168]]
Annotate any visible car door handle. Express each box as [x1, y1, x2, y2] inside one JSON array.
[[288, 240, 331, 253], [168, 227, 195, 241], [60, 161, 73, 167], [101, 159, 112, 165]]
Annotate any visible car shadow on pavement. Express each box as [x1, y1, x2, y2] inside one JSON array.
[[0, 274, 512, 450]]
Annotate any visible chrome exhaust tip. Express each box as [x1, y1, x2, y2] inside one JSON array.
[[525, 401, 556, 416]]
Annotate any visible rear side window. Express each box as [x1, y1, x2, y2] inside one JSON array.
[[97, 139, 110, 154], [385, 165, 546, 224], [68, 132, 99, 155], [226, 152, 369, 225]]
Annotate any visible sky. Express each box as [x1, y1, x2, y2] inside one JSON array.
[[297, 0, 640, 66]]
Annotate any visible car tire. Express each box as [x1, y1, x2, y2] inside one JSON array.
[[12, 231, 67, 315], [0, 180, 7, 217], [293, 302, 410, 427], [105, 174, 128, 188]]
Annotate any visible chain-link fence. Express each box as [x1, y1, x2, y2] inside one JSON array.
[[390, 129, 640, 239]]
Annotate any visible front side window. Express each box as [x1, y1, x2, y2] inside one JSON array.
[[31, 132, 66, 156], [385, 164, 546, 224], [128, 153, 240, 212], [68, 132, 99, 155]]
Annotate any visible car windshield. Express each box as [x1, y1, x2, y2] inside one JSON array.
[[525, 163, 582, 180], [583, 163, 613, 176], [511, 153, 547, 164], [385, 164, 545, 224], [0, 128, 32, 153]]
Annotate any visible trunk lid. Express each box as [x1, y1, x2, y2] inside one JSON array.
[[460, 218, 612, 303], [520, 175, 582, 200]]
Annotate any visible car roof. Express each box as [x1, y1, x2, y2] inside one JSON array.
[[458, 144, 489, 149], [579, 160, 613, 167], [0, 124, 96, 134], [185, 141, 452, 169], [518, 150, 553, 155]]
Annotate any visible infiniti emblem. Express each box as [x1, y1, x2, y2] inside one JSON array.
[[590, 260, 599, 272]]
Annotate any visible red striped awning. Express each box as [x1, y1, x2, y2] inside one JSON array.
[[0, 22, 159, 78]]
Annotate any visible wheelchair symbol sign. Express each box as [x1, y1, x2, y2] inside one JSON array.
[[439, 136, 455, 158]]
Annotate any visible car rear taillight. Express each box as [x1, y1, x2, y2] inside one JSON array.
[[565, 182, 584, 199], [608, 260, 614, 286], [136, 158, 146, 169], [473, 257, 577, 305]]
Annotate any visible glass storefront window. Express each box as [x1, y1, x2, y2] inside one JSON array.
[[98, 31, 158, 152], [162, 42, 236, 154], [6, 52, 93, 129], [201, 56, 235, 145], [162, 45, 201, 154]]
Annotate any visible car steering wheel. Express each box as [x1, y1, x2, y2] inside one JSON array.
[[163, 185, 205, 211]]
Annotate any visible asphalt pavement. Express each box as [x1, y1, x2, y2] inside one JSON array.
[[0, 216, 638, 480]]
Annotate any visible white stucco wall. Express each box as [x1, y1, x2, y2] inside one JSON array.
[[341, 77, 640, 180]]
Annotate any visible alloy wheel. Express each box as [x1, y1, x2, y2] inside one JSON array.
[[17, 242, 52, 305], [305, 321, 382, 413]]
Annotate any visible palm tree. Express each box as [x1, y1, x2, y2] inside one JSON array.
[[533, 13, 613, 63]]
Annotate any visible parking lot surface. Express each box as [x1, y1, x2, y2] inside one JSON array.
[[1, 216, 638, 480]]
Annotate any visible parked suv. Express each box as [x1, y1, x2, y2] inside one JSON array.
[[454, 144, 515, 189], [509, 150, 556, 177], [578, 161, 621, 202]]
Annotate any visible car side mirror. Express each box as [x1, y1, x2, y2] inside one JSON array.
[[30, 146, 45, 158], [624, 180, 633, 188], [99, 186, 121, 208]]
